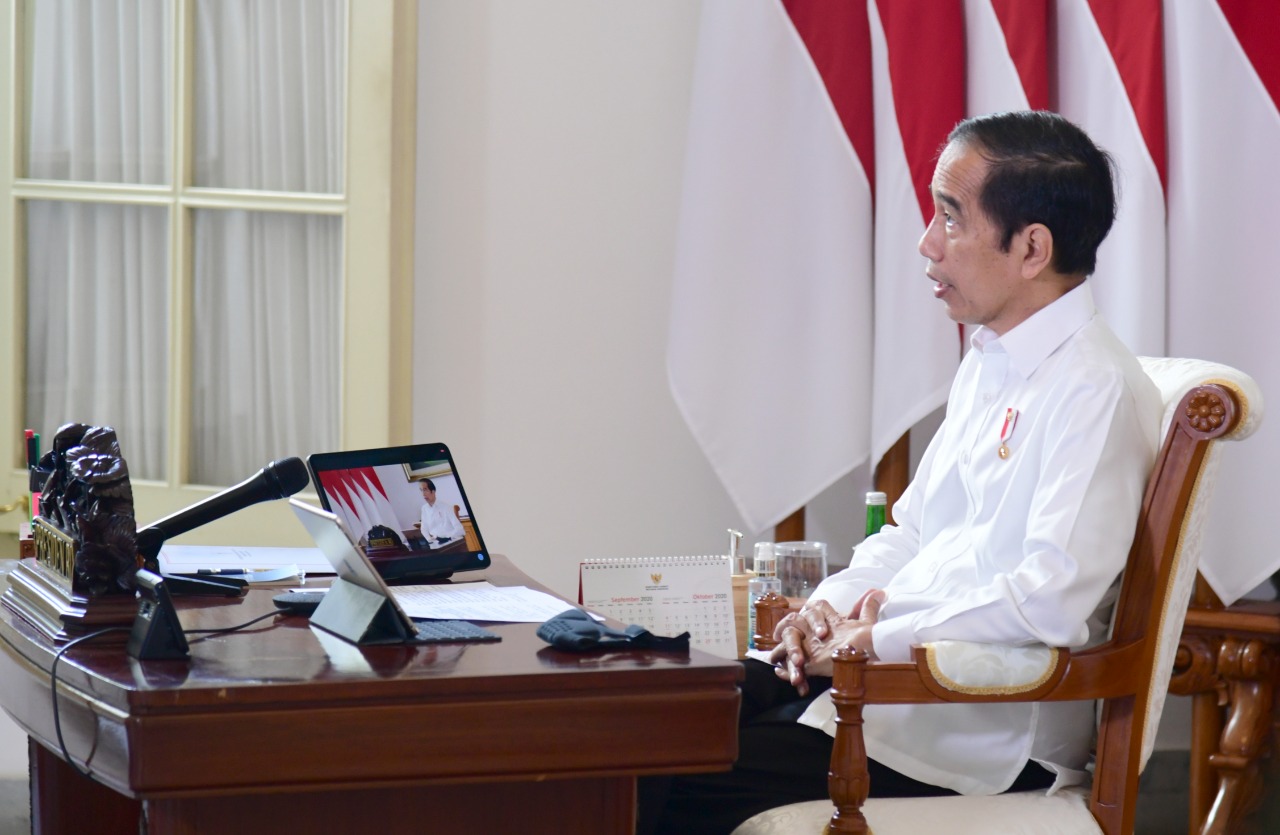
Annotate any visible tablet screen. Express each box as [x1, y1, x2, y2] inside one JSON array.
[[306, 443, 491, 582]]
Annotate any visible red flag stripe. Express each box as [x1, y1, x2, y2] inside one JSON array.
[[1086, 0, 1167, 189], [877, 0, 966, 225], [317, 471, 353, 509], [318, 466, 388, 509], [782, 0, 875, 181], [1215, 0, 1280, 115], [357, 468, 389, 500], [989, 0, 1050, 110]]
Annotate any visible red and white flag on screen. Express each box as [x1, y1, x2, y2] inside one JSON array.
[[1057, 0, 1168, 357], [667, 0, 874, 533], [1165, 0, 1279, 604], [867, 0, 966, 463], [316, 467, 405, 546]]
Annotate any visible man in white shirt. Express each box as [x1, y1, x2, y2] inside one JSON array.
[[643, 111, 1162, 834], [417, 478, 464, 547]]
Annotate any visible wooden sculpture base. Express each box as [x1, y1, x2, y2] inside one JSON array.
[[1, 558, 136, 644]]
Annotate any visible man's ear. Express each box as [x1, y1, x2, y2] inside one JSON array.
[[1019, 223, 1054, 279]]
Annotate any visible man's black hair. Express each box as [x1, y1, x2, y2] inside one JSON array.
[[422, 478, 436, 492], [947, 110, 1117, 276]]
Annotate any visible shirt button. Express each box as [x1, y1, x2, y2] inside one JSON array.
[[983, 393, 993, 403], [960, 452, 970, 465]]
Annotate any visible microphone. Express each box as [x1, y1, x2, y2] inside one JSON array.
[[136, 457, 312, 567]]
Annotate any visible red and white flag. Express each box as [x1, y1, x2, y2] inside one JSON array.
[[668, 0, 1276, 599], [965, 0, 1048, 114], [867, 0, 966, 463], [1165, 0, 1280, 604], [667, 0, 874, 533], [1057, 0, 1168, 357], [316, 466, 405, 546]]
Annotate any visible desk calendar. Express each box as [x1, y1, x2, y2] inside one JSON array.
[[578, 556, 737, 659]]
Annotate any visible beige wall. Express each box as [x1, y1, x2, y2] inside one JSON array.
[[408, 0, 1202, 756], [412, 1, 878, 601], [415, 0, 801, 600], [0, 0, 1203, 779]]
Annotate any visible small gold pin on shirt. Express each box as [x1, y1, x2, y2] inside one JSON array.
[[997, 408, 1019, 460]]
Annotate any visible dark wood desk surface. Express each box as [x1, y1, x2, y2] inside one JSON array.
[[0, 555, 742, 834]]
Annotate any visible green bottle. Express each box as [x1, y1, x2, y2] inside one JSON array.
[[865, 491, 887, 537]]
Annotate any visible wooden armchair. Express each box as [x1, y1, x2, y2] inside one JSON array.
[[737, 358, 1263, 835], [454, 504, 481, 550]]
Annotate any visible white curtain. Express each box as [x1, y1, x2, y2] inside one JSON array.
[[189, 0, 343, 484], [25, 0, 170, 478], [189, 210, 341, 484], [25, 201, 171, 477], [25, 0, 344, 486]]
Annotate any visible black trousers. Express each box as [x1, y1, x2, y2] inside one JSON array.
[[637, 659, 1055, 835]]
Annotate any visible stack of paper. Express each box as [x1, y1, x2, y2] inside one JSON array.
[[157, 544, 333, 577]]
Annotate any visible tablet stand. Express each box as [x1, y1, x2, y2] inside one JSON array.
[[310, 577, 410, 645]]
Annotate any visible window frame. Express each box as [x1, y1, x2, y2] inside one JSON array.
[[0, 0, 415, 545]]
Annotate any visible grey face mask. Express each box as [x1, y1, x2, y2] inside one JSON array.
[[536, 608, 690, 652]]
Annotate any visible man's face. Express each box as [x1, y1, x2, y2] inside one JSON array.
[[419, 482, 436, 506], [918, 142, 1029, 335]]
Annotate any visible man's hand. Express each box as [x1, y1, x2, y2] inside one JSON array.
[[768, 591, 885, 697]]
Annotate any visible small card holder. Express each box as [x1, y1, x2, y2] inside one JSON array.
[[309, 577, 410, 645], [127, 569, 191, 660]]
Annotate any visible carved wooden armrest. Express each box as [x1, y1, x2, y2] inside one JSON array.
[[824, 639, 1149, 835], [818, 641, 1077, 835], [830, 645, 1068, 835]]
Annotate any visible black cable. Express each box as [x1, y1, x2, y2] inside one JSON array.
[[50, 627, 131, 779], [185, 609, 283, 643], [49, 609, 285, 778]]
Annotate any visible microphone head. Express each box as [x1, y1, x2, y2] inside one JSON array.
[[263, 457, 311, 499]]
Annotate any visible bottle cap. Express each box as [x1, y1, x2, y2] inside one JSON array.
[[753, 541, 776, 575], [866, 491, 887, 505]]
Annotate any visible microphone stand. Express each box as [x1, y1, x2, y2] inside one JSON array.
[[136, 457, 312, 596], [136, 528, 245, 596]]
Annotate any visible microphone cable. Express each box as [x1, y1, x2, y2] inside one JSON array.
[[50, 609, 287, 779]]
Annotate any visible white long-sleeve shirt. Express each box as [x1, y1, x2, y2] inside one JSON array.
[[420, 501, 464, 544], [799, 281, 1162, 795]]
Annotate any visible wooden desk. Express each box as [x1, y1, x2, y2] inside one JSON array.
[[0, 555, 742, 834]]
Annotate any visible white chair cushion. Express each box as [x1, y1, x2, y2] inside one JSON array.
[[731, 787, 1101, 835], [924, 640, 1057, 694], [1137, 356, 1263, 442], [1132, 357, 1263, 768]]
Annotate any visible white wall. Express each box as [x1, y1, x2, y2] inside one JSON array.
[[409, 2, 1221, 759], [417, 1, 798, 599]]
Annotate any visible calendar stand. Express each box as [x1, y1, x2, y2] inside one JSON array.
[[578, 556, 737, 660]]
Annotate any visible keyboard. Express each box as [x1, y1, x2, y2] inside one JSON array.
[[410, 619, 501, 644]]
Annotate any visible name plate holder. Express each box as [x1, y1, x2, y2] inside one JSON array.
[[309, 577, 411, 645], [3, 517, 136, 643]]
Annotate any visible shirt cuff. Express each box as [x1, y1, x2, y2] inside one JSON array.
[[870, 614, 917, 664], [808, 582, 868, 617]]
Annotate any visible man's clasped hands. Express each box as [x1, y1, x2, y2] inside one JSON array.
[[768, 589, 887, 697]]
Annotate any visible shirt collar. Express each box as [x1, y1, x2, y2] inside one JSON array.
[[969, 280, 1097, 379]]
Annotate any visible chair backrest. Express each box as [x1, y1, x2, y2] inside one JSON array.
[[1091, 358, 1262, 824]]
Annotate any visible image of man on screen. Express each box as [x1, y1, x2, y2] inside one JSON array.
[[417, 479, 464, 547]]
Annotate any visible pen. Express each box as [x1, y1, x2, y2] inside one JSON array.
[[25, 430, 39, 522], [197, 568, 268, 575]]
